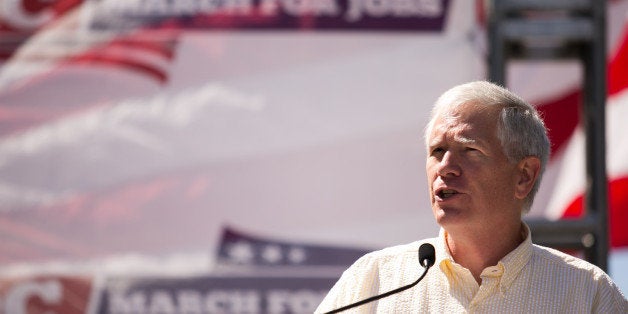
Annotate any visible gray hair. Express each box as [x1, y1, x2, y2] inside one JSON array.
[[424, 81, 550, 212]]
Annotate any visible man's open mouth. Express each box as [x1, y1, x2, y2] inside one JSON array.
[[437, 189, 459, 199]]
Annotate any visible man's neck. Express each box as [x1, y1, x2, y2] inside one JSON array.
[[445, 222, 525, 284]]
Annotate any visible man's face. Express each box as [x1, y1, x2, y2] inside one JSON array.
[[425, 102, 521, 234]]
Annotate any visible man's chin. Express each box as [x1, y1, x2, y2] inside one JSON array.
[[433, 208, 466, 227]]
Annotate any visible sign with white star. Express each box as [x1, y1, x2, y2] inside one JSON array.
[[217, 226, 370, 267]]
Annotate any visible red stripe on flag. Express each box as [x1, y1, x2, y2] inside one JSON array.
[[536, 90, 581, 156], [537, 19, 628, 157], [560, 176, 628, 248], [609, 24, 628, 96]]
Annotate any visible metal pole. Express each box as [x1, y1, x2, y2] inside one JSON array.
[[582, 0, 608, 271]]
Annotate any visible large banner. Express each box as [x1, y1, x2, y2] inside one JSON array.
[[0, 0, 475, 266], [1, 0, 627, 312]]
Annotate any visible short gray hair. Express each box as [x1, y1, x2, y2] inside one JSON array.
[[424, 81, 550, 212]]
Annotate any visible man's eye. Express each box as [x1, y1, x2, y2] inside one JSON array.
[[431, 147, 445, 155]]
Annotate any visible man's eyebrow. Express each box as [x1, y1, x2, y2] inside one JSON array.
[[455, 135, 477, 144], [428, 134, 480, 146], [454, 134, 489, 147]]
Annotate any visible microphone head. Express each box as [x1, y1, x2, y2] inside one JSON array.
[[418, 243, 436, 268]]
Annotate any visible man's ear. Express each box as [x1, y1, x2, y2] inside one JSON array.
[[514, 156, 541, 200]]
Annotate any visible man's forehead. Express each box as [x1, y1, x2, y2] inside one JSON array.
[[428, 104, 500, 144], [428, 122, 485, 144], [440, 101, 500, 119]]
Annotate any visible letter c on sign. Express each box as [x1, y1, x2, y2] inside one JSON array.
[[5, 280, 63, 314], [1, 0, 54, 29]]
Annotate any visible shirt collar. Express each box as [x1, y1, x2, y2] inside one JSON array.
[[498, 223, 533, 291], [436, 228, 461, 284], [435, 223, 533, 292], [436, 228, 454, 266]]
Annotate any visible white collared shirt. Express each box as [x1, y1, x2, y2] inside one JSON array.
[[316, 225, 627, 313]]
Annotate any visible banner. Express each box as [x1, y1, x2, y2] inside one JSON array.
[[0, 226, 368, 313], [89, 0, 450, 31], [97, 276, 333, 314]]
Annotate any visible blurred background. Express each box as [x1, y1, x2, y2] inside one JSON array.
[[0, 0, 626, 313]]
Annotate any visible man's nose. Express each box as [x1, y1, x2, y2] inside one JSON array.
[[436, 151, 461, 177]]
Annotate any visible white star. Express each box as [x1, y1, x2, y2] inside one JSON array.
[[261, 245, 283, 264], [227, 241, 255, 264], [287, 247, 307, 264]]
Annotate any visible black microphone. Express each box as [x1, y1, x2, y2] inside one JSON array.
[[323, 243, 436, 314], [419, 243, 436, 268]]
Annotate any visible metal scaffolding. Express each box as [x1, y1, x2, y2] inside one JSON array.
[[487, 0, 609, 270]]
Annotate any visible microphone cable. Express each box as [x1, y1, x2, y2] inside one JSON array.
[[323, 243, 436, 314]]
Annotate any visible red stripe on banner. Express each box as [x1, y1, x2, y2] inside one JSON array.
[[0, 0, 82, 31], [475, 0, 486, 27], [66, 29, 179, 84], [609, 177, 628, 247], [70, 53, 169, 83], [52, 0, 83, 15], [536, 90, 581, 156], [108, 32, 179, 61], [560, 176, 628, 248], [609, 23, 628, 96], [0, 0, 83, 61]]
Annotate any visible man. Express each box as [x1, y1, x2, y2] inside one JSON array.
[[315, 81, 627, 313]]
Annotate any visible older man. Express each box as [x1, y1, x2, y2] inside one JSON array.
[[316, 81, 627, 313]]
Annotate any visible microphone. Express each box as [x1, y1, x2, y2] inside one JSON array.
[[419, 243, 436, 268], [323, 243, 436, 314]]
